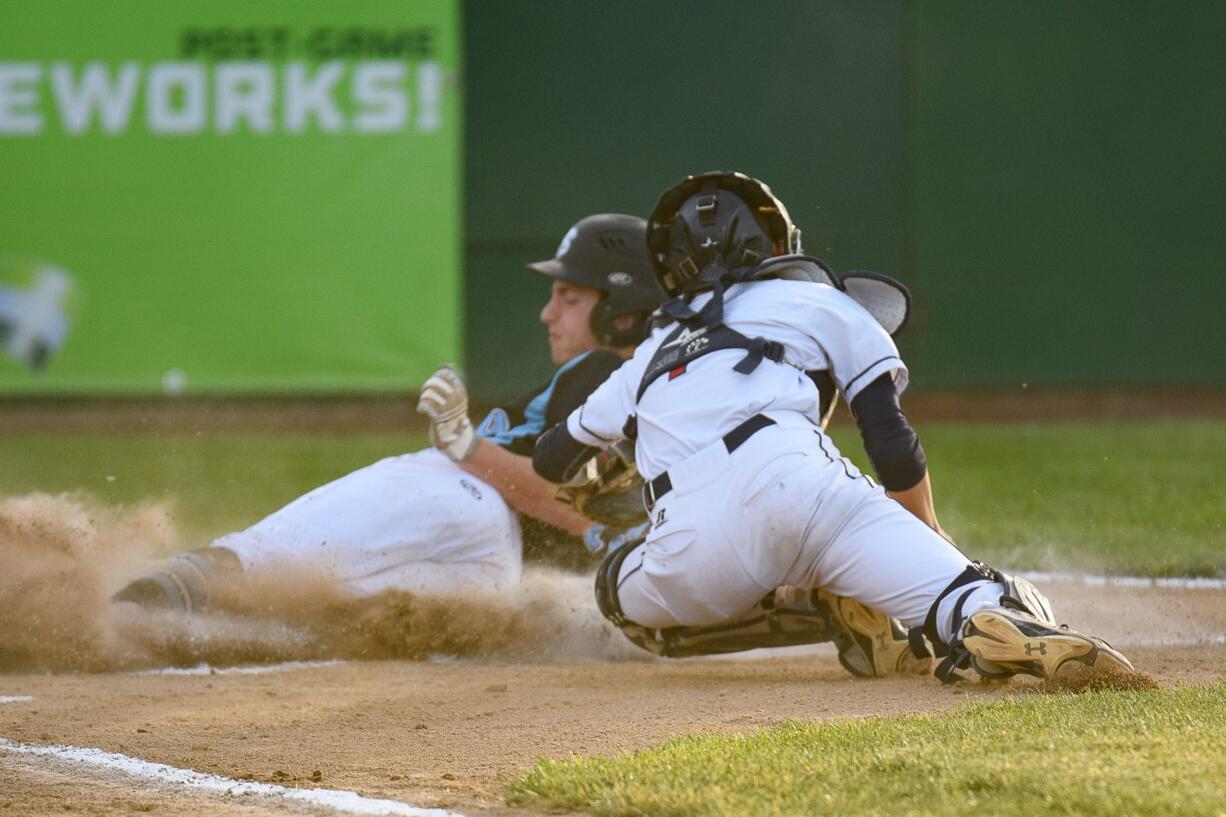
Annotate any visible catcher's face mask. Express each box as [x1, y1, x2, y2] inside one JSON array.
[[646, 171, 802, 297]]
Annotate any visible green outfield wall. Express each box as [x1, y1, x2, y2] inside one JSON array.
[[464, 1, 909, 397], [0, 0, 462, 394], [2, 1, 1221, 398], [902, 3, 1226, 388], [465, 1, 1226, 399]]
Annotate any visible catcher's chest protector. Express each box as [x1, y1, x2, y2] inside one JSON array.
[[634, 321, 786, 403]]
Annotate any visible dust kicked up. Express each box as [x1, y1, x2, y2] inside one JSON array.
[[0, 493, 640, 673]]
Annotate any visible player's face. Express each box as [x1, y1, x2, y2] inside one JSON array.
[[540, 280, 601, 365]]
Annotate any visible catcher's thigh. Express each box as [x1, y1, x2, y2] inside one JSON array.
[[616, 425, 816, 628], [213, 449, 521, 596], [792, 475, 974, 631], [616, 424, 973, 633]]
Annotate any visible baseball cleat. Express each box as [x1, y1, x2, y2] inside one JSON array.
[[817, 589, 933, 678], [960, 607, 1134, 680], [112, 546, 242, 613]]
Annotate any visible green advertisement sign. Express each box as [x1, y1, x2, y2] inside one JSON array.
[[0, 0, 461, 394]]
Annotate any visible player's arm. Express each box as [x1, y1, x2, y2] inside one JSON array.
[[416, 366, 591, 536], [849, 374, 951, 541], [458, 439, 590, 535], [804, 289, 950, 539]]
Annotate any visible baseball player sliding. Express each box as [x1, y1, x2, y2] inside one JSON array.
[[535, 171, 1134, 683], [114, 214, 666, 608]]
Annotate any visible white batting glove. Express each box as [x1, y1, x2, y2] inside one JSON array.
[[416, 365, 479, 463]]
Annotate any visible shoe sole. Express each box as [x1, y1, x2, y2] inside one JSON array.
[[822, 593, 933, 677], [962, 610, 1134, 679]]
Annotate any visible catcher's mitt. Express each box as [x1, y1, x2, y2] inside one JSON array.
[[555, 440, 648, 527]]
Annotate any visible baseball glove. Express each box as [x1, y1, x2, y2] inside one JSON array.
[[556, 440, 648, 527]]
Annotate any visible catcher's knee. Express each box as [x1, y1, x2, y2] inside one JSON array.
[[595, 546, 847, 661], [593, 538, 646, 638], [594, 539, 927, 673], [112, 546, 242, 613], [594, 540, 712, 657]]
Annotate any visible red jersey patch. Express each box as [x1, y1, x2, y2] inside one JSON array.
[[668, 364, 687, 381]]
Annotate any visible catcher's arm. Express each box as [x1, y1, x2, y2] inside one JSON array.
[[849, 375, 953, 543], [886, 473, 951, 542]]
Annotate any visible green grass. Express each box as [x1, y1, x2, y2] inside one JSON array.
[[1, 419, 1223, 574], [508, 683, 1226, 817], [827, 419, 1226, 577]]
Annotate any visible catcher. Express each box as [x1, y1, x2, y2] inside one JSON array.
[[114, 214, 665, 606], [534, 171, 1135, 683]]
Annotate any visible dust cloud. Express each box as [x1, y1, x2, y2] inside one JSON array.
[[3, 494, 1220, 675], [0, 493, 639, 674], [0, 493, 179, 672]]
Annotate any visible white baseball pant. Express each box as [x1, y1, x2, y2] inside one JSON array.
[[212, 448, 521, 597], [616, 421, 1003, 645]]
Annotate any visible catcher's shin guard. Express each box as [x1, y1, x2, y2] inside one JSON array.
[[815, 589, 933, 678], [637, 587, 841, 658], [112, 546, 241, 613], [923, 561, 1133, 681], [595, 542, 842, 658], [594, 538, 645, 636]]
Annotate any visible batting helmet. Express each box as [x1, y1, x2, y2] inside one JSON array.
[[646, 171, 802, 298], [529, 214, 665, 347]]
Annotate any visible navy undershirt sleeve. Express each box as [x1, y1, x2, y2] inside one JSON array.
[[533, 422, 599, 484], [849, 374, 928, 491]]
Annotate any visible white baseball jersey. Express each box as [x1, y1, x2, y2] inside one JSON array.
[[566, 278, 909, 480], [563, 278, 1002, 644]]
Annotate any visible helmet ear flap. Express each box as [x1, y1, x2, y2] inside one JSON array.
[[589, 295, 647, 348], [589, 296, 615, 345]]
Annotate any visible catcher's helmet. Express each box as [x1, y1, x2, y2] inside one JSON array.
[[646, 171, 801, 298], [529, 214, 665, 347]]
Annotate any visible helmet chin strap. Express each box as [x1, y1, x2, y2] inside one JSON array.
[[655, 257, 760, 332], [658, 239, 823, 333]]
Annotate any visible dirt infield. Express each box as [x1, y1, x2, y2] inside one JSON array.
[[2, 490, 1224, 814], [2, 573, 1224, 816]]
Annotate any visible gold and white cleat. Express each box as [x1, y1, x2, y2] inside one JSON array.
[[960, 607, 1134, 680], [817, 589, 933, 678]]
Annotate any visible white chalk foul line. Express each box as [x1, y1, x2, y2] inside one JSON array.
[[1126, 634, 1226, 647], [0, 737, 463, 817], [132, 660, 347, 676], [1021, 572, 1226, 590], [0, 696, 34, 704]]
